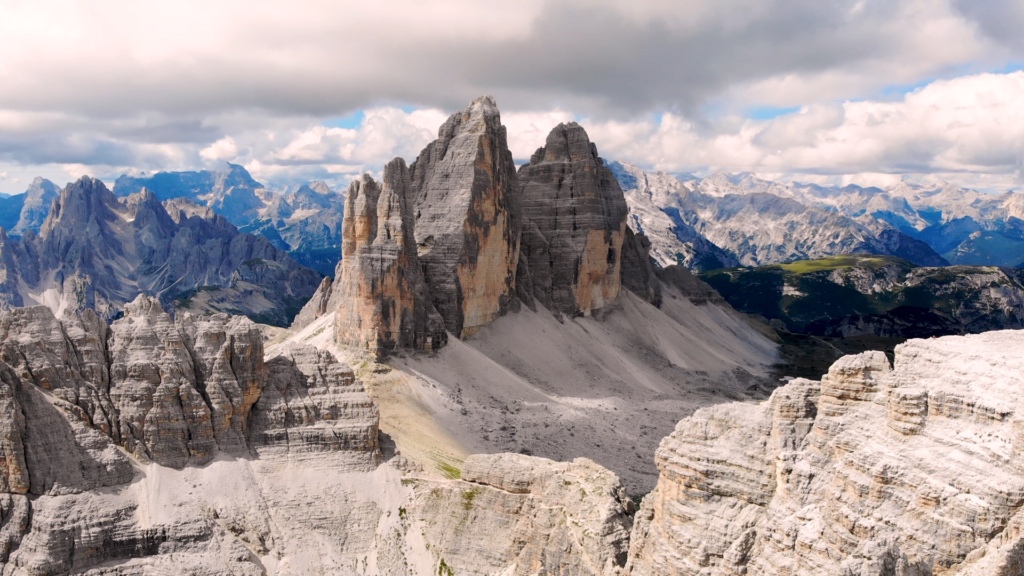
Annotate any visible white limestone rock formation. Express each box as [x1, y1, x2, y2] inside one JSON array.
[[411, 453, 634, 575], [628, 330, 1024, 575], [0, 301, 641, 575]]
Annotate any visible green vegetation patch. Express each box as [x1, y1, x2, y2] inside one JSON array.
[[433, 459, 461, 480], [776, 255, 904, 275], [461, 487, 480, 510]]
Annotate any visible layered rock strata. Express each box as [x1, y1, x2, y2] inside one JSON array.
[[408, 96, 522, 338], [411, 453, 634, 575], [518, 123, 629, 316], [335, 159, 447, 357], [0, 301, 640, 574], [0, 296, 381, 473], [628, 331, 1024, 575]]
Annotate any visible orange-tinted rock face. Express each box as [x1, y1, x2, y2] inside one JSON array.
[[335, 158, 447, 357], [517, 123, 630, 317], [409, 96, 522, 338]]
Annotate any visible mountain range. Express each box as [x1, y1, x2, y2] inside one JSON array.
[[612, 162, 1024, 270], [114, 166, 344, 276], [1, 96, 1023, 574], [0, 177, 321, 325]]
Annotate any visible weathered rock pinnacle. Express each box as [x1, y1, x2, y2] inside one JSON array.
[[409, 96, 523, 338], [517, 122, 629, 316], [335, 158, 447, 358]]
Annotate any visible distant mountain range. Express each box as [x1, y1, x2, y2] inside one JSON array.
[[7, 162, 1018, 280], [0, 177, 321, 325], [114, 165, 344, 276], [611, 162, 1024, 270]]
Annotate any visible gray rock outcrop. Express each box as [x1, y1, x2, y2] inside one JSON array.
[[412, 453, 634, 575], [627, 331, 1024, 575], [621, 226, 663, 307], [409, 96, 523, 338], [0, 300, 647, 575], [0, 297, 381, 474], [518, 123, 630, 316], [335, 159, 447, 358], [289, 265, 342, 331]]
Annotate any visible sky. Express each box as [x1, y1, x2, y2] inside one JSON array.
[[1, 0, 1023, 194]]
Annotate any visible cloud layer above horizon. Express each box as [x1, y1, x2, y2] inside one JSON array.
[[0, 0, 1022, 193]]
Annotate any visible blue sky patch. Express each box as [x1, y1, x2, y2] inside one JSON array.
[[745, 105, 801, 121], [324, 110, 366, 129]]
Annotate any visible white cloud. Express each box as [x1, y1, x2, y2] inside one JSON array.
[[0, 0, 1022, 196], [200, 137, 239, 162], [0, 0, 1006, 121], [568, 71, 1024, 191]]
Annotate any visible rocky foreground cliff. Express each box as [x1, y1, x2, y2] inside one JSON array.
[[2, 300, 1022, 574], [0, 301, 633, 575], [628, 330, 1024, 575]]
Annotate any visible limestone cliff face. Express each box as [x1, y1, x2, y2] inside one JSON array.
[[335, 159, 447, 357], [0, 297, 381, 475], [409, 96, 522, 338], [412, 453, 634, 575], [621, 226, 663, 308], [518, 123, 629, 316], [627, 331, 1024, 575], [0, 302, 640, 574]]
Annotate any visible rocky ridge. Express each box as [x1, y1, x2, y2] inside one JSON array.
[[2, 296, 1022, 573], [628, 330, 1024, 575], [0, 177, 322, 326], [612, 162, 950, 270], [0, 301, 634, 575]]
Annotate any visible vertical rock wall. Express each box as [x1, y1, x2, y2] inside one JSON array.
[[517, 123, 629, 316], [409, 96, 522, 338], [335, 159, 447, 358]]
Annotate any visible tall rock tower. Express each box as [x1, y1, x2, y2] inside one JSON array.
[[517, 123, 629, 316], [408, 96, 522, 338], [335, 158, 447, 358]]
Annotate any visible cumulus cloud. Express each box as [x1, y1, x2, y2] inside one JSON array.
[[200, 137, 240, 162], [0, 0, 1003, 119], [0, 1, 1021, 193], [579, 71, 1024, 190]]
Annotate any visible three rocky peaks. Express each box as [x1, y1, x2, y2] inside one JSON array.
[[335, 96, 658, 357]]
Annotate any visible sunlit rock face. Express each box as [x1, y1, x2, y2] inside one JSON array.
[[335, 158, 447, 358], [518, 123, 630, 316], [408, 96, 523, 338], [627, 330, 1024, 576]]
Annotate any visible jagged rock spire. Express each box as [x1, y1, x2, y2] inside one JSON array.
[[517, 122, 630, 316], [335, 158, 447, 358], [408, 96, 523, 338]]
